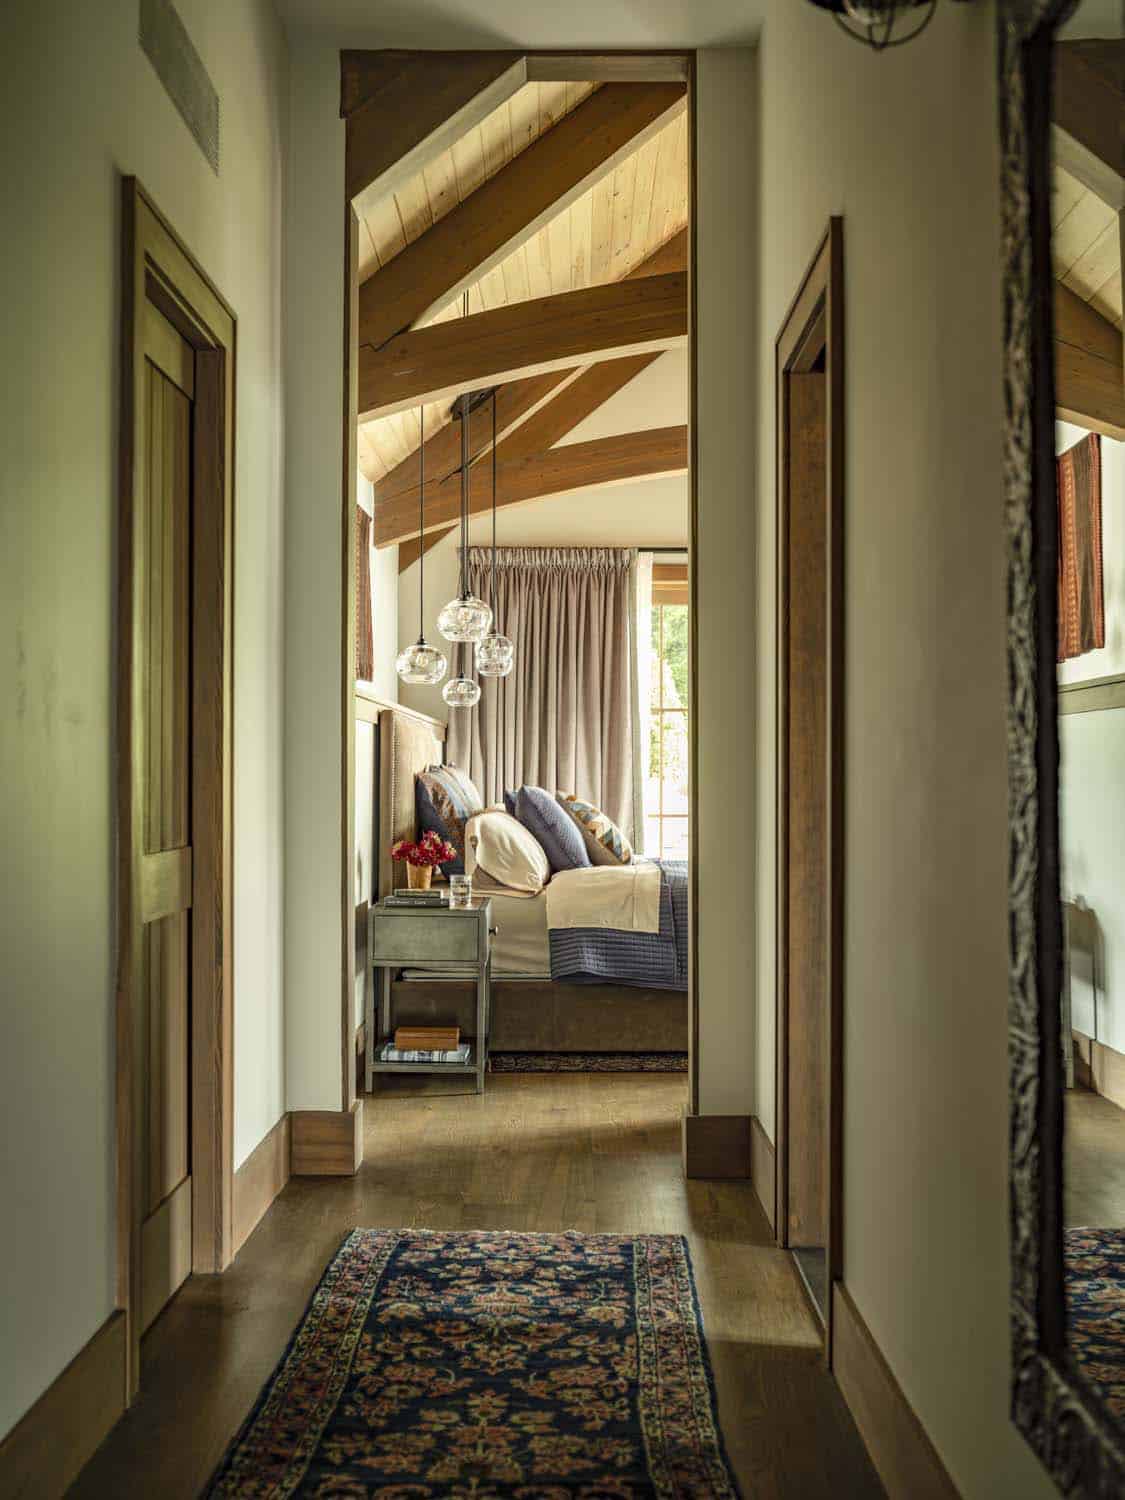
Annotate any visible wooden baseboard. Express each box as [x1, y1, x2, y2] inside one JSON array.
[[291, 1101, 364, 1176], [832, 1283, 961, 1500], [232, 1113, 291, 1255], [750, 1115, 776, 1229], [0, 1309, 126, 1497], [1073, 1032, 1125, 1110], [682, 1113, 751, 1178]]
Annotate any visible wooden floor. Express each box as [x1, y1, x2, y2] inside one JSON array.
[[72, 1074, 882, 1498], [1066, 1084, 1125, 1227]]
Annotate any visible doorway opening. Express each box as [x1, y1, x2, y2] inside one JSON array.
[[775, 219, 845, 1343]]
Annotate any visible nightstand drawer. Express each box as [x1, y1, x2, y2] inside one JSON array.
[[370, 908, 486, 965]]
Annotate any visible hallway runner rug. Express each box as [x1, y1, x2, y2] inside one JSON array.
[[205, 1228, 739, 1498]]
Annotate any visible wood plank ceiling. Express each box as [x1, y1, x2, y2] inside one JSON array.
[[356, 79, 689, 486], [1052, 162, 1123, 330]]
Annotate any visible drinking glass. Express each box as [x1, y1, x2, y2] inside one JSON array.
[[449, 873, 472, 908]]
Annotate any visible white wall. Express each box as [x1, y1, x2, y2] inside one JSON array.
[[1056, 423, 1125, 686], [752, 2, 1057, 1495], [0, 0, 286, 1439], [283, 37, 346, 1113], [694, 49, 759, 1117], [357, 474, 401, 702], [397, 475, 691, 722]]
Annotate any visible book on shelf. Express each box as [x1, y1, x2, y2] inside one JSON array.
[[385, 889, 447, 908], [395, 1026, 460, 1051], [379, 1041, 471, 1064]]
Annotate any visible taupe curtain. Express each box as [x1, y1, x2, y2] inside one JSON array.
[[448, 547, 639, 836]]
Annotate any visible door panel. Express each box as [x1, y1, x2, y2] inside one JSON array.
[[786, 370, 828, 1248], [138, 306, 194, 1331]]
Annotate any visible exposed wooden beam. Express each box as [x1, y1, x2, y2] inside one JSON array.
[[360, 272, 687, 422], [1052, 41, 1125, 209], [371, 369, 581, 506], [398, 526, 456, 573], [1055, 280, 1125, 438], [357, 82, 686, 351], [367, 229, 688, 504], [374, 427, 687, 548], [497, 354, 662, 461], [342, 51, 526, 212]]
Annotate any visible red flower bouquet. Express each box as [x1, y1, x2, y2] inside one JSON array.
[[390, 830, 457, 890]]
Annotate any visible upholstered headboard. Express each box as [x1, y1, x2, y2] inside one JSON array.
[[377, 706, 446, 897]]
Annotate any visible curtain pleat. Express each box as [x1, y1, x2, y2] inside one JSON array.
[[447, 548, 638, 837]]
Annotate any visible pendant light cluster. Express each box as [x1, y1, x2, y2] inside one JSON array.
[[806, 0, 972, 50], [395, 294, 513, 704]]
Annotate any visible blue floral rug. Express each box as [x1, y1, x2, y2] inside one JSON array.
[[490, 1052, 689, 1074], [1066, 1227, 1125, 1417], [206, 1229, 738, 1497]]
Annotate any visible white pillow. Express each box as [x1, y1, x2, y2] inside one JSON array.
[[465, 810, 549, 894]]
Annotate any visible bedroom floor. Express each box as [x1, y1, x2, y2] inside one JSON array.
[[71, 1074, 882, 1499]]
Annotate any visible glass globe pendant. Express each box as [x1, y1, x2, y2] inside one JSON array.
[[395, 405, 447, 688], [442, 673, 481, 709], [476, 390, 515, 679], [808, 0, 937, 50], [396, 638, 446, 685], [437, 592, 492, 643]]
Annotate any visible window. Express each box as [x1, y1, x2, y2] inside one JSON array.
[[645, 565, 689, 859]]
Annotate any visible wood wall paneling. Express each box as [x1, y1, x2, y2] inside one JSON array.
[[291, 1103, 364, 1176], [0, 1312, 127, 1499], [832, 1284, 961, 1500], [682, 1114, 752, 1179]]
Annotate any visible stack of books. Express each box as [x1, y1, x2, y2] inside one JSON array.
[[379, 1025, 468, 1065], [384, 889, 447, 908]]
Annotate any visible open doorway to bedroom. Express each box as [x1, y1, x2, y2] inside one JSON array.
[[344, 54, 695, 1112]]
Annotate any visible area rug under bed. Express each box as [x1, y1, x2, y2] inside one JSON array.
[[489, 1051, 689, 1073], [1066, 1226, 1125, 1418], [205, 1228, 738, 1497]]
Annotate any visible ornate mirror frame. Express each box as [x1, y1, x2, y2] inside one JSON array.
[[1002, 1, 1125, 1492]]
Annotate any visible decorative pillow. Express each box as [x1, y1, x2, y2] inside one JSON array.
[[556, 793, 633, 867], [515, 786, 591, 873], [415, 765, 483, 876], [465, 811, 550, 894], [503, 789, 517, 817]]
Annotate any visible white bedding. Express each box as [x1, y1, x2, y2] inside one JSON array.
[[545, 860, 661, 934]]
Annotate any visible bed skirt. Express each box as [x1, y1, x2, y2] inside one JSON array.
[[387, 979, 688, 1054]]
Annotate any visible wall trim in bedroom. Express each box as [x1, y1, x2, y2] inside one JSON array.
[[682, 1113, 751, 1178], [1072, 1032, 1125, 1111], [291, 1103, 364, 1176], [232, 1113, 292, 1255], [831, 1283, 961, 1500], [750, 1115, 776, 1230], [0, 1310, 126, 1498]]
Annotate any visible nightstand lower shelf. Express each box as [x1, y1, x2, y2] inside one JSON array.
[[370, 1036, 483, 1076]]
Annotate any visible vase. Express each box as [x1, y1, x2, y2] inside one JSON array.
[[407, 863, 432, 891]]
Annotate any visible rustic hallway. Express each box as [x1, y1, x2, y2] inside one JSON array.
[[70, 1074, 882, 1498]]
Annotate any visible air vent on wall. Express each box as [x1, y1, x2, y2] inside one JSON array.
[[140, 0, 220, 173]]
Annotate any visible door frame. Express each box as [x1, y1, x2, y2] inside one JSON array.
[[774, 218, 845, 1355], [116, 178, 236, 1397]]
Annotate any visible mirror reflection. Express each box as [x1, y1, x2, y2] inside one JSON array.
[[1053, 27, 1125, 1422]]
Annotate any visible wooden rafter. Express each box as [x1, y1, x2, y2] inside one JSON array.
[[374, 427, 687, 548], [1055, 281, 1125, 439], [342, 50, 525, 209], [398, 526, 456, 573], [1052, 41, 1125, 209], [368, 228, 688, 503], [360, 272, 687, 421], [357, 81, 686, 352]]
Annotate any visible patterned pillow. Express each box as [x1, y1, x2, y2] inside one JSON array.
[[556, 793, 633, 867], [515, 786, 591, 874], [415, 765, 483, 876]]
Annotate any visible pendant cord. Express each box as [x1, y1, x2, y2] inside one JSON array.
[[418, 406, 425, 640], [491, 389, 498, 625], [459, 290, 470, 600]]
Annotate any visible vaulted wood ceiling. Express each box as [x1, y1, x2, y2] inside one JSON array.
[[353, 75, 690, 491], [1052, 163, 1122, 330]]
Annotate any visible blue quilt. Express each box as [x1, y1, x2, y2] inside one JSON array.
[[548, 860, 688, 990]]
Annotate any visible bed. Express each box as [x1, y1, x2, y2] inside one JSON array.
[[375, 706, 688, 1056]]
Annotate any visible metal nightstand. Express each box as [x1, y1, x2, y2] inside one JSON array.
[[366, 897, 493, 1094]]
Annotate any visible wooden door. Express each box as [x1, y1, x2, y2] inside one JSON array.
[[785, 370, 828, 1248], [137, 302, 195, 1333]]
